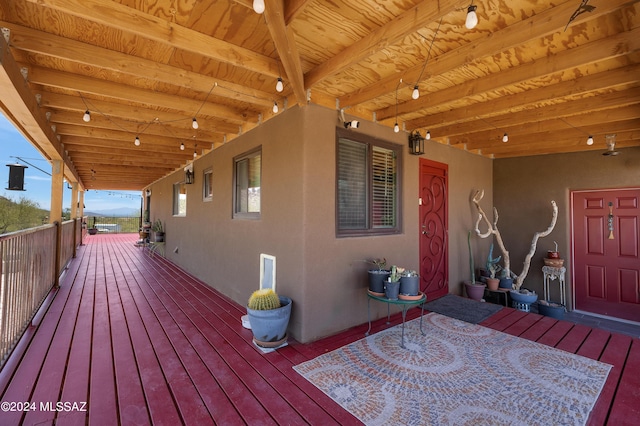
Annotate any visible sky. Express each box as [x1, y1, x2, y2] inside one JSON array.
[[0, 114, 142, 214]]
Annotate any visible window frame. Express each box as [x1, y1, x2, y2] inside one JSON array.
[[203, 167, 213, 202], [233, 146, 262, 220], [335, 128, 402, 237], [173, 182, 187, 217]]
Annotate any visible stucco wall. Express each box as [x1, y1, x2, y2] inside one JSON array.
[[147, 103, 493, 343], [493, 147, 640, 309]]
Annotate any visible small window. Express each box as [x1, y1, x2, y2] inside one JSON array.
[[203, 168, 213, 202], [234, 147, 261, 219], [173, 183, 187, 216], [336, 129, 401, 236]]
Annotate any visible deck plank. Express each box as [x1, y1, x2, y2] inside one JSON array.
[[1, 234, 638, 426]]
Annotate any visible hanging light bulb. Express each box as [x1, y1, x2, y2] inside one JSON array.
[[465, 4, 478, 30], [193, 150, 197, 158], [276, 77, 284, 92], [253, 0, 265, 14], [587, 135, 594, 145], [502, 133, 509, 143], [426, 130, 431, 140], [192, 118, 199, 129], [412, 86, 420, 100], [180, 142, 185, 151], [82, 110, 91, 122], [394, 123, 400, 133], [134, 136, 141, 146], [273, 102, 279, 113]]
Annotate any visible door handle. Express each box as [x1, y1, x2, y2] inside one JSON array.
[[421, 225, 430, 235]]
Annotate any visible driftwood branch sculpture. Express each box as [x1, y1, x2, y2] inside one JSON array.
[[472, 190, 558, 290]]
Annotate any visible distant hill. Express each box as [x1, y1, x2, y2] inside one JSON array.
[[85, 207, 140, 217]]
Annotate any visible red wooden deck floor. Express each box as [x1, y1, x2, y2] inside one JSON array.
[[0, 234, 637, 425]]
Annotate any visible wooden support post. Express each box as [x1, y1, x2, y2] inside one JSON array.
[[50, 160, 64, 224]]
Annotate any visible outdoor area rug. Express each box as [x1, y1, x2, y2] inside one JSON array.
[[423, 293, 502, 324], [293, 313, 611, 426]]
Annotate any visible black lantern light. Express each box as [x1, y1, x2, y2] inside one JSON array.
[[408, 130, 425, 155], [6, 163, 28, 191], [185, 168, 194, 184]]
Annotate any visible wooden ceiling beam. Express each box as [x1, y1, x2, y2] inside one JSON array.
[[60, 133, 208, 152], [340, 0, 633, 108], [22, 0, 281, 78], [305, 0, 461, 88], [430, 95, 640, 148], [3, 24, 275, 108], [379, 29, 640, 121], [27, 67, 251, 124], [39, 92, 243, 135], [264, 0, 306, 105], [0, 27, 82, 186], [406, 65, 640, 129]]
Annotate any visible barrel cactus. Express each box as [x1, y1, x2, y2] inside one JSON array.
[[248, 288, 281, 310]]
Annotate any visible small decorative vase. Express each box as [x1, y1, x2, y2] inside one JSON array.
[[399, 275, 420, 296], [486, 278, 500, 291], [384, 281, 400, 300]]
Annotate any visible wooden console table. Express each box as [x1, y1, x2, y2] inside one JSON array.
[[365, 292, 426, 348]]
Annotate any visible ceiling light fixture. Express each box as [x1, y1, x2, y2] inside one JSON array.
[[559, 117, 595, 146], [465, 4, 479, 29], [478, 116, 510, 143], [192, 118, 199, 129], [83, 110, 91, 122], [253, 0, 265, 14], [276, 77, 284, 92]]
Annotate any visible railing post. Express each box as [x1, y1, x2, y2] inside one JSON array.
[[72, 218, 77, 258], [54, 221, 61, 288]]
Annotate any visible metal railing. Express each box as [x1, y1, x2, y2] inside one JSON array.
[[0, 218, 84, 368]]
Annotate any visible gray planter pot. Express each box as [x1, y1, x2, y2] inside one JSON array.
[[384, 281, 400, 300], [400, 275, 420, 296], [368, 270, 390, 293], [465, 281, 486, 301], [247, 296, 292, 346]]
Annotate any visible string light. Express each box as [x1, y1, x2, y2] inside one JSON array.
[[134, 136, 140, 146], [180, 142, 185, 151], [502, 133, 509, 143], [413, 19, 442, 102], [465, 4, 478, 29], [253, 0, 265, 14], [587, 135, 594, 145], [426, 130, 431, 140], [412, 86, 420, 100], [83, 110, 91, 122], [192, 118, 198, 129], [273, 102, 279, 113], [276, 77, 284, 92]]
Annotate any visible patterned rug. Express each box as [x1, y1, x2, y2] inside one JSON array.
[[294, 313, 611, 426]]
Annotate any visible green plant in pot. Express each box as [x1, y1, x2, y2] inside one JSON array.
[[464, 231, 486, 301], [385, 265, 403, 300], [246, 288, 292, 348], [485, 244, 502, 291], [151, 219, 165, 242], [365, 258, 390, 294]]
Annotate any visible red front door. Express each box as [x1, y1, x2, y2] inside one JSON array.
[[573, 189, 640, 322], [419, 159, 448, 300]]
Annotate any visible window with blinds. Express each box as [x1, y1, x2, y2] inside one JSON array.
[[336, 132, 401, 236]]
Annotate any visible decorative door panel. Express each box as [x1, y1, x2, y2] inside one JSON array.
[[419, 159, 448, 300], [573, 189, 640, 322]]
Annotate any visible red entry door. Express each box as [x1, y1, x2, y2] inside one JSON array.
[[573, 189, 640, 322], [419, 159, 448, 300]]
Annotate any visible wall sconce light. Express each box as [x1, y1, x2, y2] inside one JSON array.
[[184, 164, 194, 184], [145, 189, 151, 197], [408, 131, 425, 155]]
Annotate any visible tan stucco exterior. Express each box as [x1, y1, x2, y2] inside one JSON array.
[[146, 104, 493, 343]]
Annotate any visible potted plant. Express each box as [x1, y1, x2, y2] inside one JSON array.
[[246, 288, 292, 348], [87, 216, 98, 235], [365, 258, 390, 295], [464, 231, 486, 301], [400, 269, 420, 296], [152, 219, 165, 242], [385, 265, 402, 300], [485, 243, 502, 291]]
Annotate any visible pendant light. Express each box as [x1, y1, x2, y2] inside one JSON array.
[[253, 0, 265, 14], [465, 4, 478, 29]]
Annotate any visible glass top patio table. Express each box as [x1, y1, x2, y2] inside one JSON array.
[[365, 291, 426, 348]]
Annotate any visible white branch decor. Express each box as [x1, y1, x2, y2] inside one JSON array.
[[472, 190, 558, 290]]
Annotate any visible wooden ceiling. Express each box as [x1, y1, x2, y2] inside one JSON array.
[[0, 0, 638, 191]]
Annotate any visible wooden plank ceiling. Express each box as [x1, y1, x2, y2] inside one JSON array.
[[0, 0, 638, 191]]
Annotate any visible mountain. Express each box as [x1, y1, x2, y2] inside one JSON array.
[[85, 207, 140, 217]]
